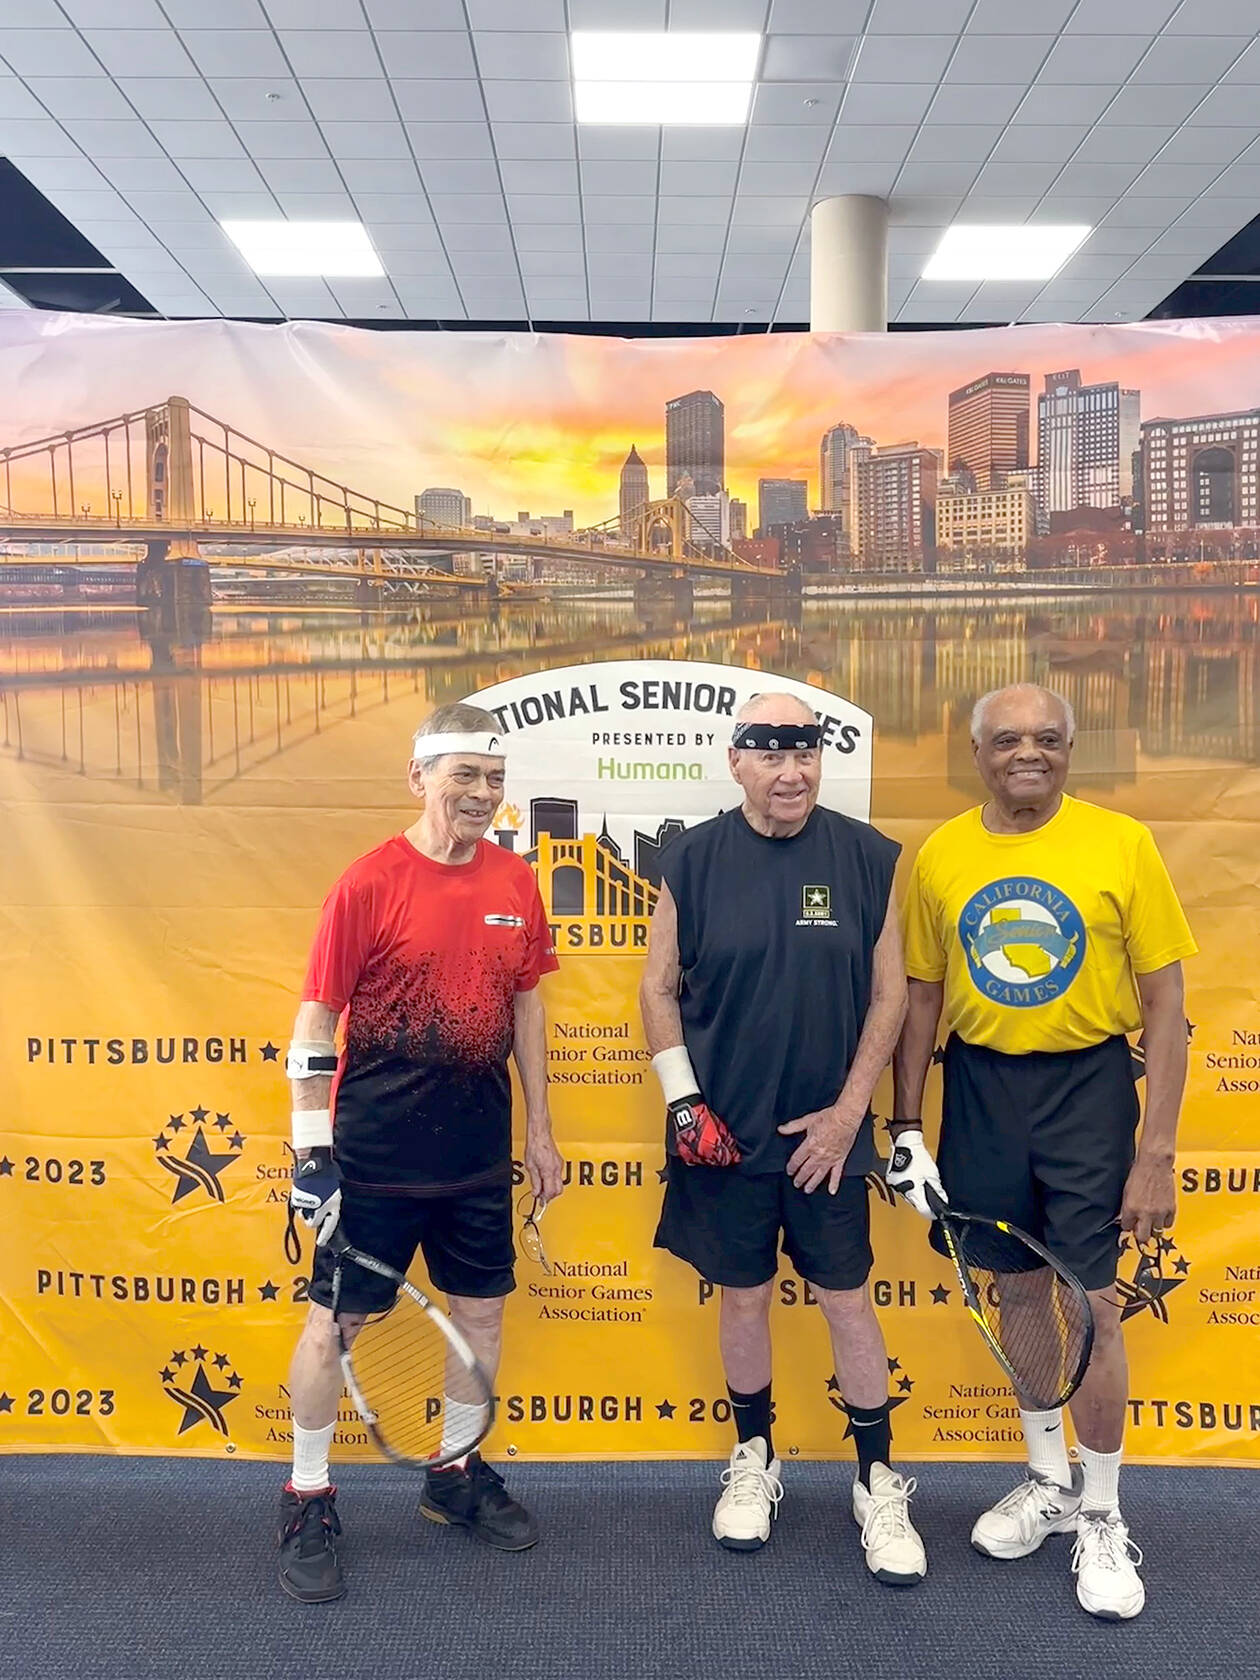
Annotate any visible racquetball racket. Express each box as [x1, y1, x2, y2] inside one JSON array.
[[325, 1229, 495, 1468], [925, 1186, 1094, 1411]]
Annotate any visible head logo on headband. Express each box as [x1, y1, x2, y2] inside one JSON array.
[[731, 722, 822, 752], [412, 731, 505, 760]]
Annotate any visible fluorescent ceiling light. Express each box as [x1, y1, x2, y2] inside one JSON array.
[[922, 225, 1091, 282], [220, 220, 383, 278], [571, 31, 759, 126]]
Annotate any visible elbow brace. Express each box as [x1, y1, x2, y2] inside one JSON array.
[[286, 1040, 338, 1152]]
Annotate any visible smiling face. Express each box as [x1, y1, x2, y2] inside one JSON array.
[[972, 687, 1072, 819], [409, 752, 506, 852], [728, 693, 822, 838]]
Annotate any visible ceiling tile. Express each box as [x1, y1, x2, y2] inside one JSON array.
[[321, 121, 411, 159], [751, 84, 842, 125], [1104, 85, 1208, 124], [0, 29, 104, 77], [928, 83, 1027, 123], [837, 83, 934, 125], [196, 189, 280, 216], [658, 160, 738, 196], [301, 79, 394, 122], [205, 78, 300, 120], [659, 129, 743, 162], [33, 185, 131, 219], [393, 80, 486, 122], [1159, 126, 1249, 164], [739, 159, 818, 194], [482, 81, 572, 123], [60, 118, 166, 157], [946, 35, 1056, 83], [852, 35, 957, 83], [827, 125, 916, 164], [94, 156, 188, 191], [1072, 123, 1178, 162], [953, 191, 1042, 217], [178, 157, 269, 190], [1075, 227, 1158, 254], [654, 221, 727, 253], [339, 158, 422, 193], [465, 0, 566, 27], [584, 222, 653, 251], [376, 30, 478, 78], [655, 252, 720, 279], [987, 124, 1091, 164], [1011, 85, 1116, 124], [1129, 161, 1225, 195], [580, 159, 657, 194], [518, 249, 584, 277], [473, 31, 568, 80], [165, 0, 267, 19], [405, 120, 494, 160], [743, 125, 830, 163], [274, 189, 355, 215], [150, 120, 247, 159], [964, 0, 1074, 27], [390, 278, 464, 314], [512, 223, 582, 250], [275, 29, 379, 78], [440, 223, 514, 251], [1193, 85, 1260, 124], [657, 195, 732, 224], [0, 79, 48, 121], [121, 187, 215, 218], [1166, 195, 1256, 229], [1100, 194, 1189, 226], [499, 191, 577, 223], [582, 193, 657, 223], [182, 31, 291, 79], [500, 158, 578, 194], [426, 192, 510, 223], [115, 76, 222, 120], [25, 77, 135, 119], [1222, 40, 1260, 82], [908, 124, 1004, 163], [356, 190, 443, 221], [1211, 161, 1260, 195], [233, 120, 329, 158], [1063, 0, 1177, 26], [421, 158, 501, 193], [1039, 35, 1148, 84], [1165, 0, 1260, 29], [1132, 35, 1251, 85], [448, 251, 517, 279], [0, 117, 85, 154], [73, 218, 167, 249], [815, 160, 899, 194], [869, 0, 973, 26], [258, 156, 344, 192], [82, 28, 198, 76], [569, 0, 665, 22], [490, 122, 571, 159], [16, 155, 109, 190], [379, 249, 455, 277], [262, 278, 339, 314], [60, 0, 170, 22], [900, 279, 976, 318], [896, 160, 983, 193], [761, 35, 857, 81], [587, 252, 651, 279], [730, 194, 809, 226], [1053, 160, 1144, 195], [368, 223, 443, 251]]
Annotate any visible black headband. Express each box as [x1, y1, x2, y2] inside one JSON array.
[[731, 722, 822, 752]]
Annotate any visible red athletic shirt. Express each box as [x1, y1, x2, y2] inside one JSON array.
[[303, 833, 557, 1193]]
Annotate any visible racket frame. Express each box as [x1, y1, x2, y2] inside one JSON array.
[[325, 1229, 495, 1469], [924, 1185, 1095, 1410]]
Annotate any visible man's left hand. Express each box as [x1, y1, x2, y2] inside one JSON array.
[[524, 1124, 565, 1203], [778, 1106, 861, 1194], [1120, 1153, 1176, 1247]]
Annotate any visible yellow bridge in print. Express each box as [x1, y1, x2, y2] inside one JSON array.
[[0, 396, 779, 588]]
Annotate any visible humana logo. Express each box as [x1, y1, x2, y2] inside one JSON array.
[[596, 758, 703, 781]]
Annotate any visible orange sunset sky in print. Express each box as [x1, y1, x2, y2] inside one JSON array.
[[4, 312, 1260, 527]]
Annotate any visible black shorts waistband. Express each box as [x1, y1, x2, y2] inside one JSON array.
[[947, 1032, 1131, 1070]]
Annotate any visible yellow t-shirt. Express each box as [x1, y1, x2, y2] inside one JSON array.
[[902, 795, 1197, 1054]]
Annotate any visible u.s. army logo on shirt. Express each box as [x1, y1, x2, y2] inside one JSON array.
[[801, 884, 832, 920]]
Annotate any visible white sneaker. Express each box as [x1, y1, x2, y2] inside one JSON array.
[[851, 1464, 927, 1586], [1071, 1511, 1145, 1620], [712, 1438, 782, 1552], [971, 1472, 1082, 1560]]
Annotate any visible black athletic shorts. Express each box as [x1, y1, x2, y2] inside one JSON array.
[[309, 1179, 516, 1314], [654, 1160, 872, 1291], [936, 1033, 1140, 1293]]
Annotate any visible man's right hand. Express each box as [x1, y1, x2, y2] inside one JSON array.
[[290, 1148, 342, 1246], [668, 1095, 742, 1167], [885, 1127, 945, 1219]]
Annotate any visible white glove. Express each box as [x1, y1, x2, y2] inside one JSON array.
[[885, 1128, 946, 1219], [290, 1149, 342, 1247]]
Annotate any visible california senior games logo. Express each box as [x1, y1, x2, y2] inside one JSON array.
[[468, 661, 872, 956], [959, 877, 1086, 1008]]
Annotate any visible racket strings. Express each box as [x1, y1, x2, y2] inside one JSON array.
[[952, 1220, 1091, 1412], [342, 1290, 483, 1464]]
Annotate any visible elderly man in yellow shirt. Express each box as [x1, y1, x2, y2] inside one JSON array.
[[889, 683, 1195, 1624]]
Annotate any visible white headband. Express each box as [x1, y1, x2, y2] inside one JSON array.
[[411, 731, 506, 761]]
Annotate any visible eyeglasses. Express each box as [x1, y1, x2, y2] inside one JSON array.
[[517, 1192, 553, 1276]]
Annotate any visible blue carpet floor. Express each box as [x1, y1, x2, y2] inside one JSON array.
[[2, 1457, 1254, 1680]]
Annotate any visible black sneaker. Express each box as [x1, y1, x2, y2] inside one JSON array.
[[278, 1486, 346, 1603], [419, 1452, 539, 1551]]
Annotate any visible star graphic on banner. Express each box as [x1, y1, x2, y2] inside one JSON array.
[[1185, 1019, 1196, 1040], [930, 1043, 945, 1067], [826, 1374, 842, 1396], [212, 1353, 229, 1370], [1173, 1256, 1190, 1275], [190, 1106, 209, 1124], [228, 1373, 243, 1391], [157, 1124, 242, 1206], [170, 1350, 186, 1367], [898, 1375, 914, 1394], [656, 1164, 669, 1184], [0, 1393, 13, 1414], [260, 1042, 280, 1062], [887, 1357, 901, 1374], [163, 1357, 240, 1437], [190, 1344, 208, 1362], [258, 1280, 280, 1302], [930, 1284, 951, 1305], [0, 1158, 12, 1177], [167, 1114, 185, 1133], [152, 1134, 169, 1150], [213, 1113, 231, 1131], [656, 1400, 676, 1419], [160, 1368, 174, 1384], [1158, 1235, 1175, 1253]]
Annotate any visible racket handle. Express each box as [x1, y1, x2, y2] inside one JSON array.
[[924, 1183, 948, 1219]]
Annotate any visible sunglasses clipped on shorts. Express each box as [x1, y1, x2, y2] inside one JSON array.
[[517, 1192, 553, 1276]]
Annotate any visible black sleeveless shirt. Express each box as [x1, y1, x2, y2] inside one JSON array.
[[661, 805, 900, 1177]]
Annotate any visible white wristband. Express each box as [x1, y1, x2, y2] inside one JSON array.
[[651, 1045, 700, 1106], [291, 1109, 333, 1150]]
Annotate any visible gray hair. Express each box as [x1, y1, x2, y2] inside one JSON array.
[[411, 700, 501, 768], [970, 685, 1075, 744]]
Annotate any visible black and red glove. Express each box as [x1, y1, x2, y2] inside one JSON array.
[[668, 1095, 742, 1167]]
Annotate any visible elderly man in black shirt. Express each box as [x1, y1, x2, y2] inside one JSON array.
[[640, 692, 924, 1585]]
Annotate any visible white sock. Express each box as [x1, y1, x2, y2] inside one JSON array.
[[440, 1396, 489, 1467], [291, 1421, 336, 1494], [1020, 1407, 1072, 1488], [1078, 1444, 1122, 1515]]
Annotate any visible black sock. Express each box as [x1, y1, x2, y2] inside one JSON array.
[[727, 1383, 773, 1460], [843, 1399, 892, 1489]]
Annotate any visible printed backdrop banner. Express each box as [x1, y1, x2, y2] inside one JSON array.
[[1, 310, 1258, 1466]]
